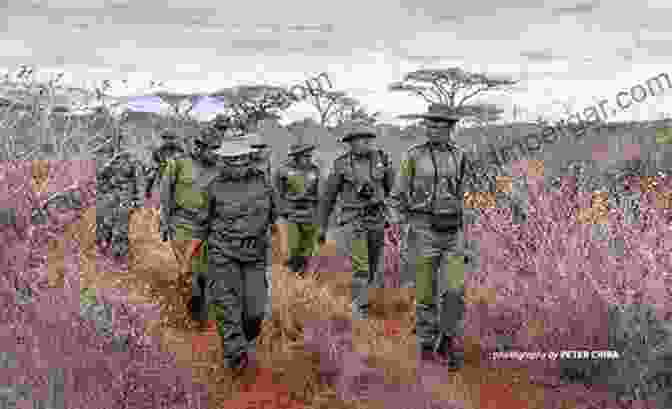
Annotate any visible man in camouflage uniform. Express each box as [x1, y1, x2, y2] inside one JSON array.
[[273, 143, 321, 276], [187, 134, 276, 372], [247, 133, 273, 180], [319, 124, 394, 320], [145, 129, 185, 200], [95, 142, 117, 248], [96, 150, 144, 259], [387, 104, 477, 369], [159, 125, 223, 324], [247, 134, 276, 318]]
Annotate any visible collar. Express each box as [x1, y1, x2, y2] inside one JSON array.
[[428, 141, 454, 151], [350, 150, 373, 159]]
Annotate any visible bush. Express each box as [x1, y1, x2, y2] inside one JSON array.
[[460, 172, 672, 407], [0, 159, 208, 409]]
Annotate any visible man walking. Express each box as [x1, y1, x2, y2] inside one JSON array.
[[273, 143, 321, 276], [145, 129, 185, 200], [319, 123, 394, 320], [187, 133, 276, 372], [387, 104, 477, 369], [247, 133, 275, 318], [97, 150, 144, 259], [159, 125, 222, 325]]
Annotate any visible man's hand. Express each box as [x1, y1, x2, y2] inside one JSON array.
[[318, 228, 327, 246]]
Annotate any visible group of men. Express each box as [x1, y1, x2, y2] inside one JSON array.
[[149, 103, 479, 374]]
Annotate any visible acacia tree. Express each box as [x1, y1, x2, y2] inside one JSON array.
[[389, 67, 516, 125], [289, 72, 337, 127], [290, 72, 381, 129], [209, 84, 299, 134], [333, 101, 381, 127]]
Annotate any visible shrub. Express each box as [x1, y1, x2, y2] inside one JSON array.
[[460, 172, 672, 408], [0, 159, 208, 409]]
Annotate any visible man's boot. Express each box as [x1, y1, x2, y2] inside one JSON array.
[[287, 256, 304, 276], [436, 287, 466, 370], [284, 256, 296, 272], [434, 333, 464, 370], [190, 276, 207, 323], [295, 256, 307, 277]]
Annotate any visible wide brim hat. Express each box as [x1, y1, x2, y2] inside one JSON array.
[[160, 129, 180, 140], [195, 126, 224, 148], [288, 143, 316, 156], [338, 124, 377, 143], [211, 133, 258, 158], [398, 103, 469, 122], [245, 133, 269, 149]]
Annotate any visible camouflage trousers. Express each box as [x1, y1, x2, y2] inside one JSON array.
[[399, 223, 417, 289], [407, 215, 466, 351], [96, 198, 132, 259], [205, 255, 270, 369], [335, 216, 386, 320], [286, 222, 320, 273], [171, 223, 209, 322]]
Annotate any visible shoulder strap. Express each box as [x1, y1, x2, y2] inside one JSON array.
[[429, 145, 439, 207], [453, 148, 465, 198]]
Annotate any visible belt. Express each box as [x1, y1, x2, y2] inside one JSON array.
[[230, 237, 259, 249], [358, 203, 384, 215]]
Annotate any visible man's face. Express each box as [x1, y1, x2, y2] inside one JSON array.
[[296, 152, 312, 166], [348, 136, 374, 154], [425, 119, 457, 142]]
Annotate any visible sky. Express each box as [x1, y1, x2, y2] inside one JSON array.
[[1, 0, 672, 126]]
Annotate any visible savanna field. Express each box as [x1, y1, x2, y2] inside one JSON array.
[[1, 154, 670, 409]]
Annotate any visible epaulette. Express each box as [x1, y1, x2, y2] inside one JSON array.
[[334, 151, 349, 162], [406, 142, 429, 156], [279, 158, 293, 168]]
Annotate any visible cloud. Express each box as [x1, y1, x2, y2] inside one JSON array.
[[118, 63, 138, 73], [229, 39, 286, 53], [520, 50, 567, 62], [615, 48, 633, 62], [286, 24, 335, 33], [398, 53, 463, 64], [106, 0, 131, 9], [429, 14, 463, 24], [638, 40, 672, 57], [552, 1, 600, 16]]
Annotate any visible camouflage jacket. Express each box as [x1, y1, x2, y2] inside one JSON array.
[[387, 141, 477, 224], [160, 154, 211, 227], [191, 162, 278, 262], [251, 148, 273, 184], [98, 155, 143, 207], [273, 158, 321, 224], [319, 148, 394, 227], [145, 141, 185, 196]]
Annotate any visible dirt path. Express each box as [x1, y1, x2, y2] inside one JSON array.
[[47, 198, 571, 409]]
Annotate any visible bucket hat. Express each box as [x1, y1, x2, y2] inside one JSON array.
[[211, 133, 258, 158], [339, 123, 377, 143], [159, 129, 180, 140], [398, 103, 470, 122], [288, 143, 316, 156], [246, 132, 270, 150]]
